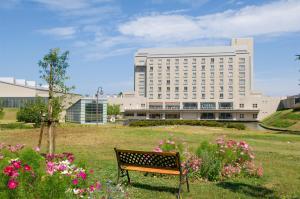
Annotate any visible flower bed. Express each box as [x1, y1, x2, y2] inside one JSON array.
[[0, 143, 128, 199], [153, 135, 263, 181]]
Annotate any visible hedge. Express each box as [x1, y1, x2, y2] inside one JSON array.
[[128, 120, 246, 130]]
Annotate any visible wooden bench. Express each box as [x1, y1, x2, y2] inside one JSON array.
[[114, 148, 189, 198]]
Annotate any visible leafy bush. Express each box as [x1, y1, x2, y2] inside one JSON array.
[[16, 98, 47, 127], [194, 137, 263, 181], [0, 143, 128, 199], [196, 141, 222, 181], [129, 120, 245, 130]]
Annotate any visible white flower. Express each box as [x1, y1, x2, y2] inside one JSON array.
[[73, 189, 80, 195]]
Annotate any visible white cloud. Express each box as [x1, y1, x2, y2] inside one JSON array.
[[119, 0, 300, 41], [31, 0, 90, 10], [38, 26, 77, 38]]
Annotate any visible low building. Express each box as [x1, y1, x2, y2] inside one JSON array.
[[279, 94, 300, 110], [0, 77, 81, 122], [65, 97, 107, 124]]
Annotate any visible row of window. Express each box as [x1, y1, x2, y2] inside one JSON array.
[[149, 64, 246, 72], [148, 93, 233, 99], [148, 57, 246, 64]]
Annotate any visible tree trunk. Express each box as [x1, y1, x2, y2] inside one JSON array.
[[47, 63, 55, 154]]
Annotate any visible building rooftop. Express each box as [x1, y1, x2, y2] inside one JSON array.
[[0, 77, 48, 91], [135, 45, 249, 57]]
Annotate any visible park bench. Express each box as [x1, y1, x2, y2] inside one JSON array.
[[114, 148, 189, 198]]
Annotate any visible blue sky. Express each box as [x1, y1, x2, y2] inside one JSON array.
[[0, 0, 299, 96]]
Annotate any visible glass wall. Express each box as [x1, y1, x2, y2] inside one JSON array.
[[85, 101, 103, 123], [0, 97, 48, 108]]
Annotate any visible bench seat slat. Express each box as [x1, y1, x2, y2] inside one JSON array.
[[121, 165, 180, 175]]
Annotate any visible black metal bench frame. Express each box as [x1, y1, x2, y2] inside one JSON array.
[[114, 148, 189, 198]]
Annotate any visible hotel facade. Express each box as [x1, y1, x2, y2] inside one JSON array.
[[110, 38, 281, 121]]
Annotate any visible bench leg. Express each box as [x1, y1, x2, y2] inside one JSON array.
[[126, 170, 131, 184], [186, 174, 190, 192], [117, 168, 121, 184], [177, 175, 182, 199]]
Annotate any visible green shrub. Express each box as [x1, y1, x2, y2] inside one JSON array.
[[195, 141, 222, 181], [128, 120, 245, 130], [16, 98, 47, 127]]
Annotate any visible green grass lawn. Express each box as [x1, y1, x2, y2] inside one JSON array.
[[261, 109, 300, 131], [0, 108, 18, 123], [1, 124, 300, 198]]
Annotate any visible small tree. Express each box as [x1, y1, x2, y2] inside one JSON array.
[[107, 104, 120, 118], [39, 48, 72, 154]]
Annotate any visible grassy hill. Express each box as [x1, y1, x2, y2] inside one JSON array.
[[261, 109, 300, 131]]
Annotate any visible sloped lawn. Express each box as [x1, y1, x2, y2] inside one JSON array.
[[1, 124, 300, 198]]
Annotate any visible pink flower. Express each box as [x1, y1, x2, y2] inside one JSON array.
[[72, 178, 79, 185], [24, 164, 31, 172], [153, 147, 162, 152], [77, 171, 87, 180], [58, 164, 67, 171], [0, 154, 3, 160], [34, 146, 40, 152], [159, 140, 163, 145], [89, 185, 95, 192], [89, 169, 94, 174], [7, 179, 18, 190], [46, 161, 55, 175], [256, 165, 263, 177], [95, 181, 101, 190], [3, 165, 15, 176], [226, 140, 236, 148], [12, 160, 22, 169]]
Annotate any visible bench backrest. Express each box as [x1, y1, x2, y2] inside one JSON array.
[[114, 148, 181, 171]]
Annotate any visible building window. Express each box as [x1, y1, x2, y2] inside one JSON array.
[[229, 79, 233, 85], [228, 57, 233, 63], [201, 79, 205, 85], [253, 104, 258, 108], [158, 87, 162, 92], [228, 65, 233, 71], [239, 58, 245, 63], [201, 72, 206, 78], [166, 66, 170, 71], [184, 65, 188, 71], [166, 94, 170, 99], [219, 65, 224, 71], [239, 79, 245, 85], [184, 79, 188, 85], [158, 94, 162, 99], [240, 114, 244, 119], [175, 80, 179, 85], [184, 87, 188, 92], [201, 94, 205, 99], [220, 93, 224, 99], [239, 72, 245, 78], [167, 80, 170, 85], [150, 66, 153, 72], [239, 65, 245, 71], [192, 65, 196, 71], [228, 92, 233, 99], [219, 79, 224, 85], [210, 72, 214, 78], [167, 87, 170, 92], [210, 93, 214, 99], [210, 65, 214, 71], [175, 65, 179, 71], [192, 93, 196, 99], [192, 79, 196, 85], [239, 103, 244, 108], [201, 65, 205, 71], [211, 58, 214, 64], [253, 114, 258, 119], [175, 93, 179, 99], [184, 93, 188, 99], [193, 86, 196, 92], [220, 86, 224, 92], [201, 58, 205, 64], [210, 79, 214, 85], [175, 87, 179, 92], [201, 102, 216, 109], [219, 58, 224, 63]]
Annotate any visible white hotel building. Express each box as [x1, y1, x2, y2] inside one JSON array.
[[110, 38, 281, 121]]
